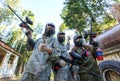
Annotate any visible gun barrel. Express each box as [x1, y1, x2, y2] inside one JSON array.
[[8, 5, 34, 34], [8, 5, 24, 23]]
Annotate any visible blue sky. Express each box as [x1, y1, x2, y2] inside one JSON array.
[[20, 0, 65, 30], [20, 0, 76, 43]]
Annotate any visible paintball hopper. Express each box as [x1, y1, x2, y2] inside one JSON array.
[[69, 51, 89, 60], [69, 51, 82, 60], [25, 17, 33, 25]]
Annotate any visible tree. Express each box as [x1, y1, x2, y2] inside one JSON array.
[[0, 0, 21, 40], [0, 0, 20, 24], [59, 23, 69, 32], [15, 38, 32, 75], [0, 0, 44, 76], [60, 0, 116, 34]]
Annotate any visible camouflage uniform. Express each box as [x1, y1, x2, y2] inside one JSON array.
[[20, 23, 59, 81], [69, 35, 104, 81], [71, 46, 104, 81], [54, 32, 73, 81], [53, 42, 71, 81]]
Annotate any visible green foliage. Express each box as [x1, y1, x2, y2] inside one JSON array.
[[114, 0, 120, 2], [59, 23, 68, 31], [0, 0, 44, 76], [61, 0, 116, 34], [0, 0, 43, 75], [15, 39, 32, 75], [33, 22, 43, 39], [6, 28, 22, 47], [0, 0, 20, 23]]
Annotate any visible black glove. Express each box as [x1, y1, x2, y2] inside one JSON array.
[[53, 63, 62, 73], [26, 38, 35, 51], [92, 41, 99, 47], [81, 51, 89, 59]]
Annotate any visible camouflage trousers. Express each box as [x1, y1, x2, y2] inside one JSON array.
[[54, 70, 68, 81], [20, 72, 50, 81], [67, 71, 76, 81], [54, 67, 74, 81], [80, 72, 104, 81]]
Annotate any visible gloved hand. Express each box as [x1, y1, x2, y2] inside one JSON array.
[[82, 51, 89, 57], [53, 63, 62, 73], [59, 59, 66, 67], [25, 29, 32, 38], [92, 41, 99, 47], [39, 44, 53, 54], [67, 36, 71, 42], [26, 38, 35, 51]]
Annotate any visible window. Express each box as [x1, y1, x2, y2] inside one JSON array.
[[8, 55, 15, 68], [0, 47, 6, 66]]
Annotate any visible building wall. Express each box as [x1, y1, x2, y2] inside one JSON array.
[[0, 47, 19, 77]]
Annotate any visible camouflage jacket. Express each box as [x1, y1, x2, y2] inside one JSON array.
[[71, 45, 100, 73], [56, 42, 70, 68], [23, 35, 59, 75]]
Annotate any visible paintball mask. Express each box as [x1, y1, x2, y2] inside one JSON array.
[[57, 32, 65, 43], [45, 23, 55, 37], [74, 35, 84, 47]]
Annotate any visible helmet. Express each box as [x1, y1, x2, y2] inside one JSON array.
[[46, 23, 55, 28], [44, 23, 55, 37], [57, 32, 65, 37], [73, 35, 82, 44], [73, 35, 84, 47]]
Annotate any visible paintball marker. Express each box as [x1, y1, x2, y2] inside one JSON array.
[[8, 5, 33, 38], [69, 51, 89, 60], [84, 31, 97, 45], [84, 17, 97, 45], [60, 51, 103, 79]]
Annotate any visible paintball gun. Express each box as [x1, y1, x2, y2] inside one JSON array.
[[7, 5, 33, 38], [69, 51, 89, 60], [60, 51, 103, 79], [84, 17, 97, 45], [84, 31, 97, 45]]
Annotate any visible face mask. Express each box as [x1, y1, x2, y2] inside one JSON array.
[[75, 39, 83, 47], [45, 29, 55, 37], [58, 37, 65, 43]]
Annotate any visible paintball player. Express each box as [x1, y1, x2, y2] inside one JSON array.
[[53, 32, 72, 81], [20, 23, 59, 81], [71, 35, 104, 81]]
